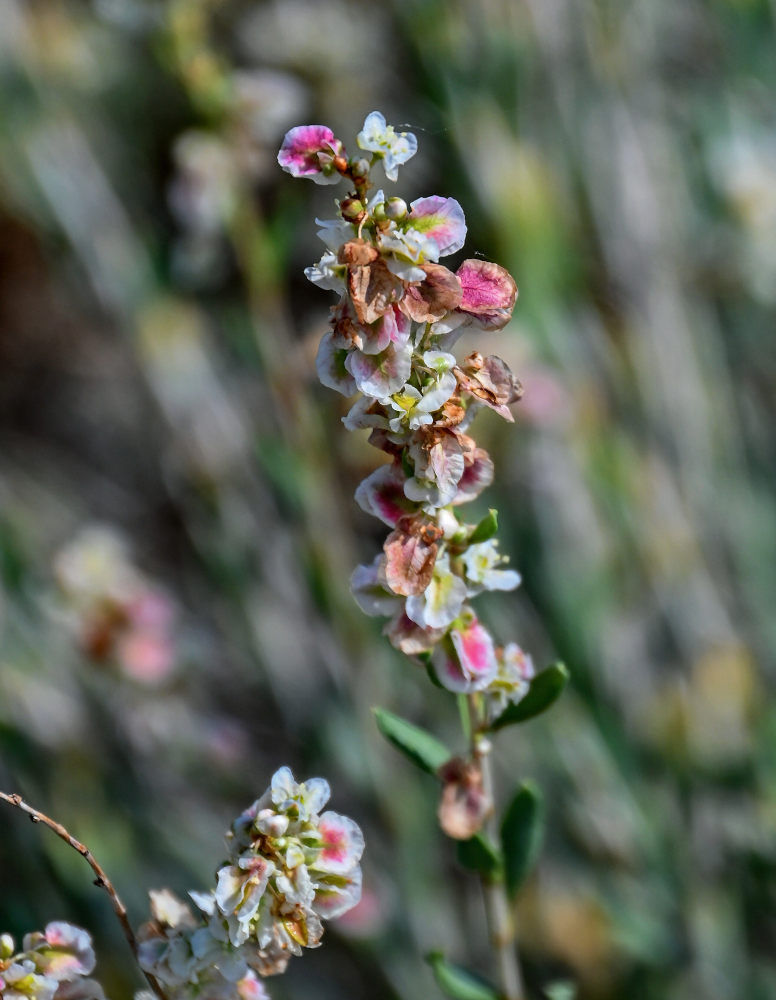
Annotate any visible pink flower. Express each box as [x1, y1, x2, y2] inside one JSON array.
[[277, 125, 344, 185], [408, 196, 467, 256], [431, 613, 498, 692]]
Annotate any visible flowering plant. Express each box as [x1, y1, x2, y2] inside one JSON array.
[[279, 111, 569, 1000], [1, 768, 363, 1000]]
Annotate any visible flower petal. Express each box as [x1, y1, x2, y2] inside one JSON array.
[[409, 196, 467, 256], [345, 341, 412, 398], [315, 331, 356, 396], [452, 448, 494, 505], [431, 615, 498, 692], [313, 812, 365, 874], [405, 556, 467, 629], [313, 867, 363, 920], [355, 463, 418, 527], [277, 125, 343, 184], [350, 557, 400, 617], [456, 259, 517, 329]]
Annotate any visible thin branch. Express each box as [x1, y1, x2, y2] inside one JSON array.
[[0, 791, 166, 1000]]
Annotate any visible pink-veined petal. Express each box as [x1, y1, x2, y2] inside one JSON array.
[[277, 125, 343, 184], [345, 341, 412, 398], [314, 812, 365, 875], [316, 331, 356, 396], [452, 448, 494, 505], [355, 464, 418, 527], [409, 196, 467, 256], [431, 615, 498, 692], [359, 305, 412, 355], [456, 259, 517, 329]]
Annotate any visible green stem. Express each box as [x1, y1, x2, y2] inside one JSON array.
[[468, 700, 525, 1000]]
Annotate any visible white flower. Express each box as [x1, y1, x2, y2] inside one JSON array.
[[357, 111, 417, 181], [462, 540, 521, 595], [484, 644, 535, 722], [405, 553, 467, 630], [376, 226, 438, 281], [314, 216, 355, 251], [304, 251, 347, 292]]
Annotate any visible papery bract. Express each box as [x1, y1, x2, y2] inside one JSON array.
[[401, 263, 462, 323], [383, 520, 440, 597], [456, 258, 517, 329], [437, 757, 491, 840]]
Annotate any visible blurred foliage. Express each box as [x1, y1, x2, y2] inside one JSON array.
[[0, 1, 775, 999]]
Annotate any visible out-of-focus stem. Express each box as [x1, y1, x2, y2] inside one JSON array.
[[0, 791, 167, 1000], [469, 704, 525, 1000]]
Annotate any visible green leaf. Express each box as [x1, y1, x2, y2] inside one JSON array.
[[426, 952, 500, 1000], [468, 508, 498, 545], [544, 982, 577, 1000], [501, 782, 545, 898], [456, 832, 503, 879], [373, 707, 450, 777], [489, 662, 569, 731]]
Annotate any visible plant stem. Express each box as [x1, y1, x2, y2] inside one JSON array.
[[468, 703, 526, 1000], [0, 791, 167, 1000]]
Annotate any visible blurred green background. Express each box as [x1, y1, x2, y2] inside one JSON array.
[[1, 1, 775, 998]]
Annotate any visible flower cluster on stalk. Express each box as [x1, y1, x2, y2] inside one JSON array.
[[278, 113, 535, 722], [137, 768, 363, 1000], [0, 923, 105, 1000]]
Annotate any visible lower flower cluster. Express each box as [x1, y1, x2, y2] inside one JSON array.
[[137, 768, 363, 1000], [0, 924, 104, 1000]]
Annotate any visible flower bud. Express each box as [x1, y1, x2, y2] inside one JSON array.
[[385, 197, 408, 220], [256, 809, 290, 838], [340, 197, 365, 222], [350, 157, 371, 177], [0, 933, 14, 959], [372, 201, 387, 222]]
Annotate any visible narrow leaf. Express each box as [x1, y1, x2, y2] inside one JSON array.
[[373, 707, 450, 776], [490, 662, 569, 730], [456, 832, 502, 879], [501, 782, 544, 898], [468, 508, 498, 545], [426, 952, 499, 1000]]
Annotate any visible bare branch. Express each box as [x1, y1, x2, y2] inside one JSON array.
[[0, 791, 167, 1000]]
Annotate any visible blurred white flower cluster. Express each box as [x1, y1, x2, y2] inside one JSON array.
[[0, 923, 104, 1000]]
